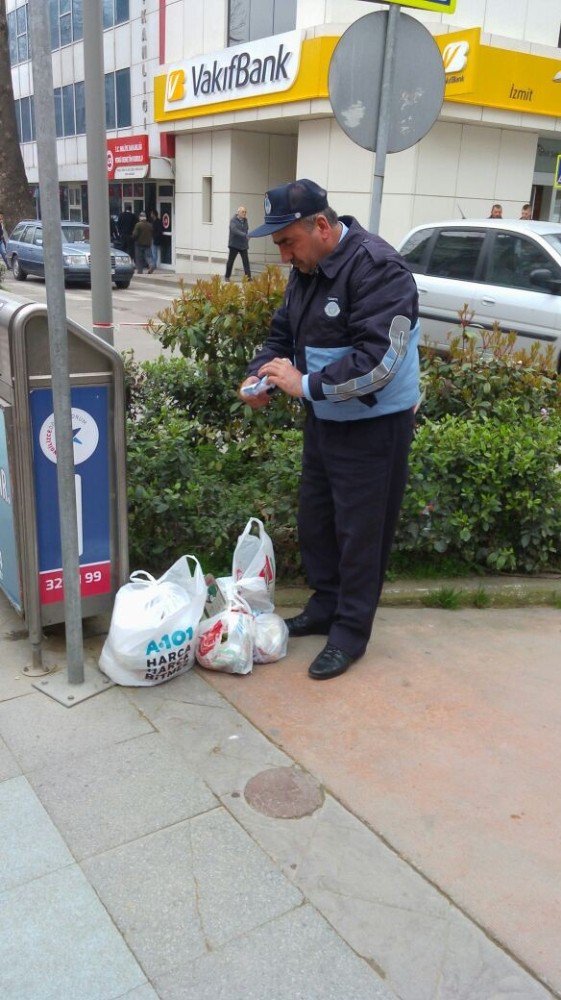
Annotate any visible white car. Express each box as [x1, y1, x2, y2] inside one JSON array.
[[397, 219, 561, 371]]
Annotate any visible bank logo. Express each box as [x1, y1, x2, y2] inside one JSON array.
[[166, 68, 186, 103], [442, 41, 469, 74]]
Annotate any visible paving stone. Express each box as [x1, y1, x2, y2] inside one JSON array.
[[216, 787, 552, 1000], [147, 697, 290, 793], [83, 808, 302, 979], [437, 909, 554, 999], [189, 807, 302, 947], [0, 734, 20, 781], [0, 686, 154, 772], [0, 866, 146, 1000], [28, 732, 217, 859], [219, 787, 450, 999], [117, 986, 160, 999], [126, 668, 230, 714], [153, 903, 397, 1000], [0, 776, 74, 892]]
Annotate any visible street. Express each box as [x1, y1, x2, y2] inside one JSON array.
[[0, 269, 186, 363]]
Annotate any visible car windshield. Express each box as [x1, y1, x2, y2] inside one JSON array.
[[542, 233, 561, 256], [61, 225, 89, 243]]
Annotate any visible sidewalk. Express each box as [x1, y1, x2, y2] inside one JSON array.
[[0, 584, 558, 999]]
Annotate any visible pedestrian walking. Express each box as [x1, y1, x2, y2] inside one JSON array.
[[0, 213, 10, 270], [117, 203, 137, 259], [239, 178, 420, 680], [132, 211, 153, 274], [150, 209, 164, 269], [225, 206, 251, 280]]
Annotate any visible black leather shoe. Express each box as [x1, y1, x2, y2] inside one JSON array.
[[284, 611, 332, 638], [308, 643, 356, 680]]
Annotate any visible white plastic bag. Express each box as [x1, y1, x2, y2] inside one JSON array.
[[196, 598, 254, 675], [99, 556, 207, 686], [231, 517, 275, 613], [253, 613, 289, 664]]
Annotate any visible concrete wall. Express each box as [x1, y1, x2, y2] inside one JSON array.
[[296, 0, 561, 46], [174, 127, 297, 276], [296, 116, 539, 248]]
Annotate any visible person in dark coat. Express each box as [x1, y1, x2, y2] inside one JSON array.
[[117, 204, 137, 259], [239, 179, 420, 681], [131, 211, 153, 274], [150, 209, 164, 269], [225, 206, 251, 280]]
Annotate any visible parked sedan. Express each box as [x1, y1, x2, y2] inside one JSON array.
[[397, 219, 561, 371], [6, 220, 134, 289]]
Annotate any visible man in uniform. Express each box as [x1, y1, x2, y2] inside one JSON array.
[[239, 179, 420, 680]]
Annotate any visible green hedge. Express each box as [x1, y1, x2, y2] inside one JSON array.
[[124, 284, 561, 577]]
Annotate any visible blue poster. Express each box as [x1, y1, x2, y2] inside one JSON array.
[[0, 407, 22, 611], [29, 386, 112, 605]]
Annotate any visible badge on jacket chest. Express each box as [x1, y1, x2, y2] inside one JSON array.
[[324, 298, 341, 317]]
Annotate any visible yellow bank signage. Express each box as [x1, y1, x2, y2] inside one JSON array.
[[155, 34, 336, 122], [435, 28, 561, 118], [163, 31, 304, 115], [155, 25, 561, 125], [383, 0, 456, 11]]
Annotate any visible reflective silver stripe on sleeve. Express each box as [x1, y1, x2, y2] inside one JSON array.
[[321, 315, 411, 401]]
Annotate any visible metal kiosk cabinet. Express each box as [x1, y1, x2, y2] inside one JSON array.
[[0, 297, 128, 666]]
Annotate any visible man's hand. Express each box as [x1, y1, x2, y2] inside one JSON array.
[[238, 376, 272, 409], [258, 357, 303, 398]]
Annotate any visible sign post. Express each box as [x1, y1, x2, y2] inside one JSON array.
[[28, 0, 84, 680], [329, 7, 446, 232]]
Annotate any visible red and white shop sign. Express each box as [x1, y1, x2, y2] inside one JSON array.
[[106, 135, 149, 180]]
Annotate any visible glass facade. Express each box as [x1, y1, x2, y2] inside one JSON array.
[[8, 0, 129, 63], [228, 0, 296, 45]]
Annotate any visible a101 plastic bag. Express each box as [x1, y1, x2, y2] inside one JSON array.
[[99, 556, 207, 686], [231, 517, 275, 613]]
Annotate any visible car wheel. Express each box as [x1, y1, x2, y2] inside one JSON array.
[[12, 256, 27, 281], [115, 280, 131, 289]]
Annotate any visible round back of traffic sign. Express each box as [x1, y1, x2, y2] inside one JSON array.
[[328, 10, 445, 154]]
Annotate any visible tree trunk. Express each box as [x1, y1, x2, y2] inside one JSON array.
[[0, 0, 35, 234]]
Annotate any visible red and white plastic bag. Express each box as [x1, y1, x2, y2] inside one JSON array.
[[196, 595, 254, 675], [231, 517, 275, 613]]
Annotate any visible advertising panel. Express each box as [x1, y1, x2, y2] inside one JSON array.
[[29, 386, 112, 606]]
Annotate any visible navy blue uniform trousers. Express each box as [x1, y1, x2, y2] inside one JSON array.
[[299, 406, 414, 659]]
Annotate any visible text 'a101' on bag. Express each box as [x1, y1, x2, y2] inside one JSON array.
[[99, 555, 207, 686]]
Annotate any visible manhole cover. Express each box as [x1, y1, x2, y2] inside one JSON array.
[[244, 766, 324, 818]]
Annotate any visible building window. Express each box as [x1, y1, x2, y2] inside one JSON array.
[[7, 3, 30, 65], [14, 96, 35, 143], [105, 69, 132, 130], [103, 0, 129, 29], [228, 0, 296, 45], [202, 177, 213, 224], [53, 83, 86, 137], [49, 0, 84, 50]]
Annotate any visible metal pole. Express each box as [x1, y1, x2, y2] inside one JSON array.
[[368, 4, 400, 234], [28, 0, 84, 683], [83, 0, 114, 345]]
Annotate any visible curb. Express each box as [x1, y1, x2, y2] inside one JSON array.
[[275, 576, 561, 610]]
